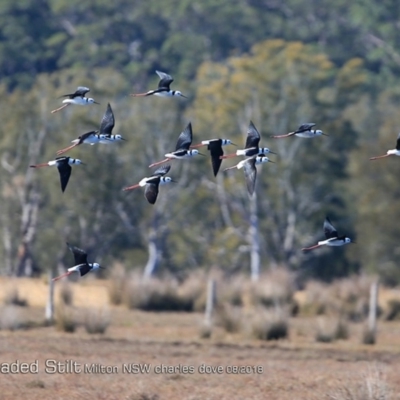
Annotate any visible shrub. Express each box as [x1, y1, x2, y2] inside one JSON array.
[[55, 305, 77, 333], [385, 299, 400, 321], [250, 312, 289, 341], [59, 282, 73, 306], [108, 263, 127, 306], [4, 287, 28, 307], [84, 308, 110, 334], [215, 304, 242, 333], [124, 278, 193, 312], [0, 306, 22, 331]]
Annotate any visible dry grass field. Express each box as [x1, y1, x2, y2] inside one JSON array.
[[0, 276, 400, 400]]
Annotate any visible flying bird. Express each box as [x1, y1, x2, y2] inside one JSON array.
[[123, 165, 174, 204], [223, 154, 274, 195], [56, 103, 126, 155], [30, 156, 84, 192], [220, 121, 276, 160], [301, 217, 354, 251], [51, 86, 99, 114], [271, 123, 327, 139], [191, 138, 236, 176], [149, 122, 204, 168], [131, 70, 187, 98], [53, 243, 104, 281], [370, 133, 400, 160]]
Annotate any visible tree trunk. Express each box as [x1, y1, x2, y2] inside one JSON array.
[[45, 269, 55, 323], [248, 192, 260, 282]]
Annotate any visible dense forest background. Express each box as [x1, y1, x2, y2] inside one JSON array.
[[1, 0, 400, 284]]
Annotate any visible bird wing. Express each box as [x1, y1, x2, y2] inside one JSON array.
[[324, 217, 338, 239], [245, 121, 261, 149], [208, 140, 223, 177], [56, 160, 72, 192], [175, 122, 193, 150], [99, 103, 115, 135], [156, 70, 173, 89], [59, 86, 90, 99], [296, 123, 316, 133], [144, 182, 160, 204], [78, 130, 97, 142], [396, 133, 400, 151], [75, 86, 90, 97], [78, 264, 92, 276], [243, 156, 257, 195], [152, 164, 171, 177], [67, 243, 88, 265]]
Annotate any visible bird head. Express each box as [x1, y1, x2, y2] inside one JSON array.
[[75, 159, 85, 165], [88, 98, 100, 105], [317, 130, 328, 136], [115, 134, 126, 141], [175, 91, 188, 99], [222, 139, 236, 146], [189, 149, 200, 156], [161, 176, 174, 185], [257, 156, 273, 164], [345, 237, 354, 244]]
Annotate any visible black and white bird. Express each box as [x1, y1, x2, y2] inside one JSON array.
[[131, 70, 187, 98], [149, 122, 203, 168], [51, 86, 99, 114], [191, 138, 236, 176], [301, 217, 354, 251], [53, 243, 104, 281], [220, 121, 276, 160], [123, 165, 174, 204], [370, 133, 400, 160], [30, 156, 84, 192], [271, 123, 327, 139], [223, 154, 273, 195], [56, 103, 126, 155]]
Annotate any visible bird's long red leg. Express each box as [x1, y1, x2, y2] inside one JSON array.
[[130, 92, 152, 97], [51, 103, 70, 114], [56, 143, 79, 155], [223, 164, 239, 171], [270, 132, 295, 139], [370, 154, 390, 160], [190, 143, 204, 148], [52, 271, 73, 281], [122, 183, 141, 191], [30, 163, 49, 168], [149, 158, 170, 168], [220, 153, 237, 160], [301, 244, 322, 251]]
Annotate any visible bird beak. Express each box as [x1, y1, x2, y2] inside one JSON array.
[[351, 241, 356, 244], [121, 137, 127, 141], [94, 101, 100, 105], [231, 142, 237, 147], [180, 94, 188, 99], [322, 133, 329, 136], [268, 150, 277, 155], [80, 162, 87, 166], [99, 266, 106, 269], [198, 152, 206, 156], [171, 179, 178, 183], [268, 160, 275, 163]]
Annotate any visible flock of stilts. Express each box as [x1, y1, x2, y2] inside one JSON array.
[[29, 70, 400, 280]]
